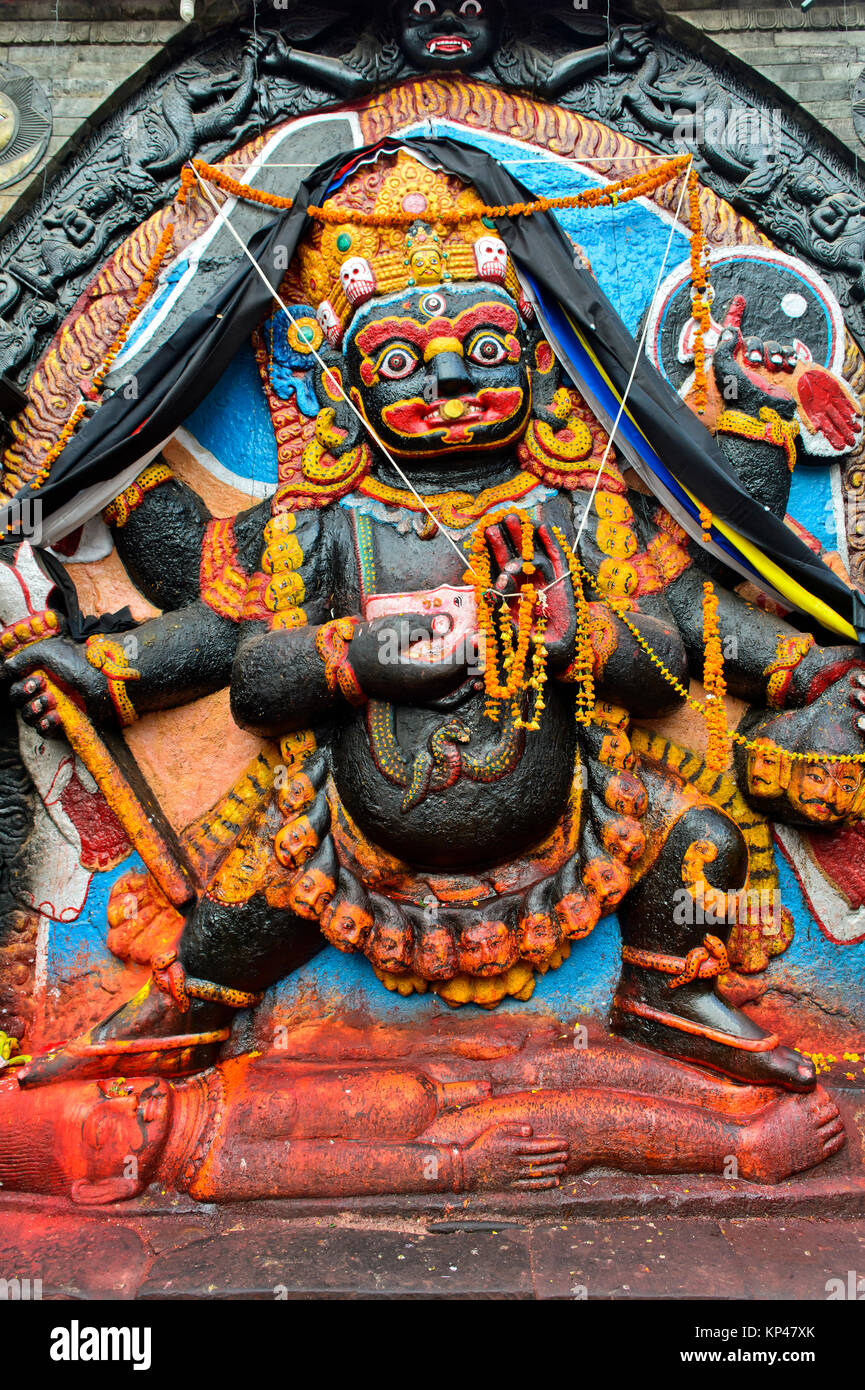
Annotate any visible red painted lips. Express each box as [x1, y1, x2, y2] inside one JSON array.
[[426, 37, 472, 55], [383, 388, 523, 437]]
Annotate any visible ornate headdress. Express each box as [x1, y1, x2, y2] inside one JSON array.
[[281, 150, 532, 347], [254, 148, 617, 513]]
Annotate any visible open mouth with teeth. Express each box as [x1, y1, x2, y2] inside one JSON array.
[[426, 36, 473, 55], [382, 387, 524, 438]]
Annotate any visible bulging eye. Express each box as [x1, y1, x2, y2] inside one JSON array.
[[413, 0, 437, 15], [460, 0, 483, 13], [378, 346, 419, 379], [468, 334, 509, 366]]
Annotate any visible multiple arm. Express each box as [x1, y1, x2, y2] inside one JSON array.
[[4, 464, 271, 732]]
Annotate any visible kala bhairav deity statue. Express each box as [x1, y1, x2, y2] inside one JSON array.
[[6, 142, 865, 1125]]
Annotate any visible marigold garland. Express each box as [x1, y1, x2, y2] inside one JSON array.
[[186, 154, 693, 228], [687, 166, 712, 416], [552, 526, 596, 725], [701, 580, 732, 772], [465, 508, 548, 722], [561, 548, 865, 766], [698, 502, 713, 546]]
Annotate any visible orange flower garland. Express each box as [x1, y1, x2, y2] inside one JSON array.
[[688, 166, 712, 416], [465, 508, 547, 724], [553, 526, 597, 726], [701, 580, 731, 772], [185, 154, 693, 228], [698, 502, 713, 546]]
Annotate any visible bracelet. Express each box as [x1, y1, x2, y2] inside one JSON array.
[[315, 617, 366, 706], [560, 608, 618, 682], [763, 634, 815, 710], [152, 950, 263, 1011], [0, 608, 60, 656], [84, 634, 142, 727], [716, 406, 799, 472], [103, 463, 173, 527]]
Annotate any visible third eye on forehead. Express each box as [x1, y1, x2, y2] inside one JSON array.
[[351, 292, 520, 358], [350, 282, 516, 335]]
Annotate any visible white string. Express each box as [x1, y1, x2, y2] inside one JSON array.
[[189, 161, 487, 583]]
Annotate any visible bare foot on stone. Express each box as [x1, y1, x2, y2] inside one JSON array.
[[735, 1087, 845, 1184]]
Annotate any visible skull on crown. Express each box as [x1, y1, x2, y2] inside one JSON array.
[[339, 256, 376, 307], [474, 234, 508, 284], [316, 299, 343, 348]]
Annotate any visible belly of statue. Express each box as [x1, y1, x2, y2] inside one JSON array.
[[331, 681, 578, 870]]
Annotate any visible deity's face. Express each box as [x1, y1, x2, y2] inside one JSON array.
[[346, 283, 532, 462], [0, 1077, 172, 1203], [787, 760, 864, 822], [396, 0, 502, 71], [79, 1077, 170, 1175]]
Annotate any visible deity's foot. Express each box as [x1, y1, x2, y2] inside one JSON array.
[[611, 973, 816, 1092], [18, 977, 232, 1089], [735, 1088, 845, 1183]]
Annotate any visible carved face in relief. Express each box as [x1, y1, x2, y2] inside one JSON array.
[[288, 867, 336, 918], [787, 760, 864, 823], [582, 857, 629, 909], [79, 1078, 170, 1188], [275, 815, 320, 868], [396, 0, 502, 71], [605, 772, 648, 818], [596, 519, 638, 559], [746, 738, 791, 799], [0, 1077, 171, 1203], [346, 283, 532, 461], [340, 256, 377, 307], [473, 235, 508, 283], [368, 915, 412, 970]]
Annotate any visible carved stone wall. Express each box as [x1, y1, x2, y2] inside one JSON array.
[[3, 2, 865, 232], [0, 2, 259, 223], [663, 1, 865, 154]]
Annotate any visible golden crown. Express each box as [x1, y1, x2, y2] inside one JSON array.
[[282, 151, 528, 347]]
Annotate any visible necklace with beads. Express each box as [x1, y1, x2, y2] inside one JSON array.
[[357, 471, 542, 532]]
